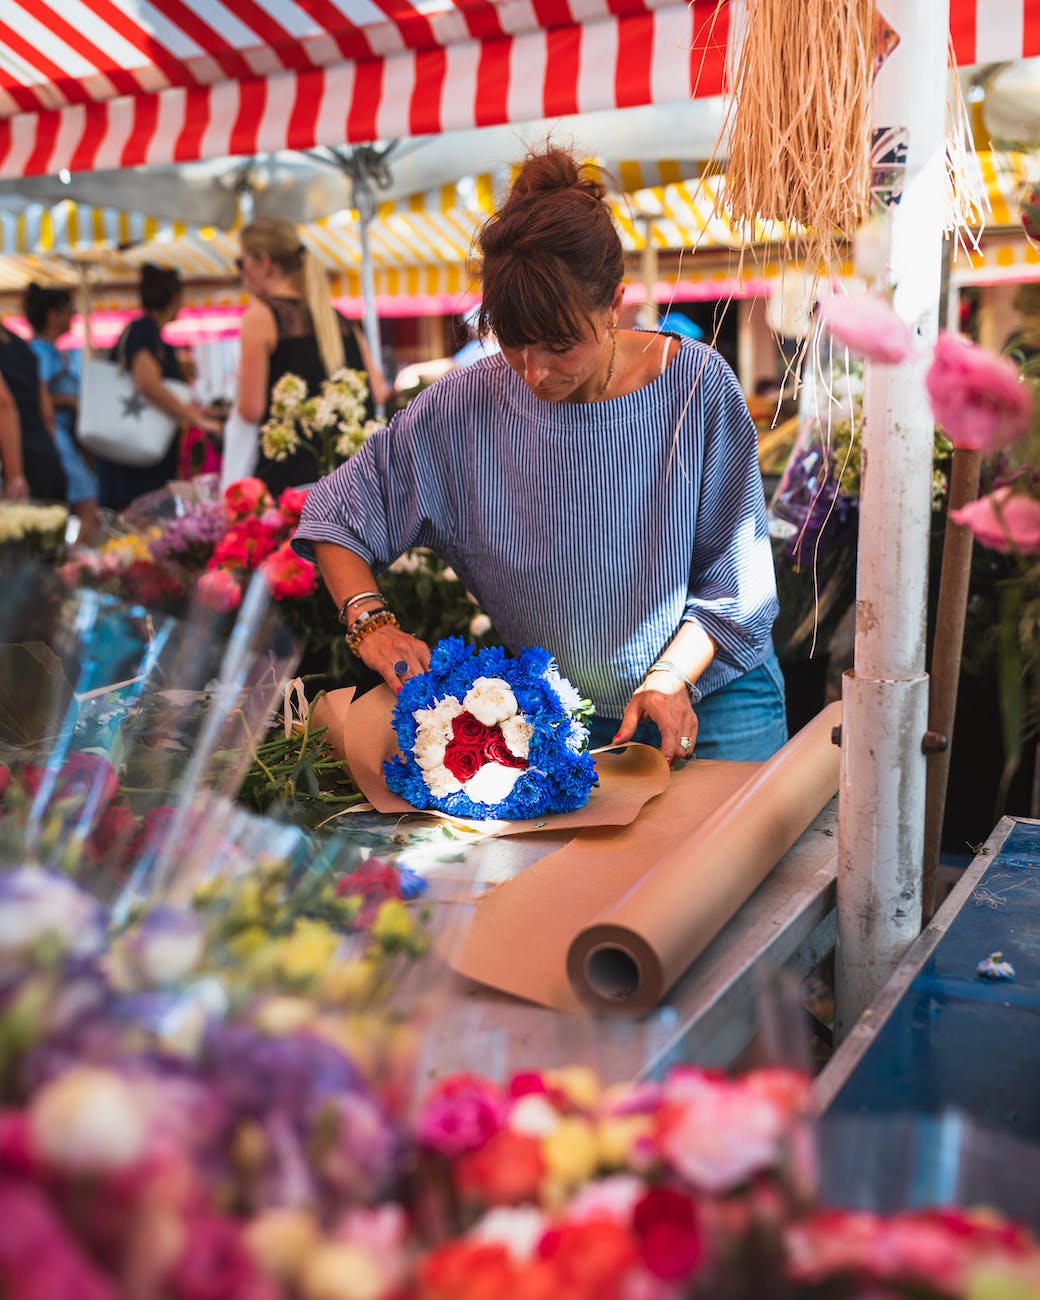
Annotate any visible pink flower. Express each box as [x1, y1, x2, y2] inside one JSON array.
[[167, 1213, 275, 1300], [950, 486, 1040, 555], [655, 1074, 786, 1193], [210, 517, 279, 570], [817, 293, 915, 364], [0, 1178, 119, 1300], [632, 1186, 704, 1281], [224, 477, 272, 518], [259, 542, 318, 600], [925, 332, 1033, 452], [196, 569, 243, 613], [417, 1074, 506, 1158], [278, 486, 309, 523]]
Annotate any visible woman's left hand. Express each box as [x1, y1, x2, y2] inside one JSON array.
[[613, 674, 698, 764]]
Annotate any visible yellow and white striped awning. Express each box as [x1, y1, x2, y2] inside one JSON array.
[[0, 151, 1033, 301]]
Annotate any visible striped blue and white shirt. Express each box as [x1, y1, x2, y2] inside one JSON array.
[[295, 335, 778, 717]]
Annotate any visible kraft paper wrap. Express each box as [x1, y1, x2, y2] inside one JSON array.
[[314, 684, 670, 835], [448, 701, 842, 1015]]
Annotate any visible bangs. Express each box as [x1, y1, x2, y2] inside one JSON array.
[[478, 255, 599, 349]]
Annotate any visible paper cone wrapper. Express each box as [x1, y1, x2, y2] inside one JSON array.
[[449, 701, 841, 1014], [319, 682, 670, 835]]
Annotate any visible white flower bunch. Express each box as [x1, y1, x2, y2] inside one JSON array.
[[259, 369, 384, 472], [0, 502, 68, 543]]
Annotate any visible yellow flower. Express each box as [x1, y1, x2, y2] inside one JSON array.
[[245, 1208, 321, 1285], [255, 996, 315, 1035], [300, 1242, 387, 1300], [544, 1066, 600, 1110], [595, 1115, 652, 1168], [226, 925, 269, 960], [319, 957, 377, 1004], [542, 1116, 599, 1188], [279, 919, 340, 981], [370, 899, 414, 948]]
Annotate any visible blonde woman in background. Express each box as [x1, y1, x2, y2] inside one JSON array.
[[232, 219, 388, 495]]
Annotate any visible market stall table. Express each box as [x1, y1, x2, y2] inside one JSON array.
[[403, 798, 839, 1084]]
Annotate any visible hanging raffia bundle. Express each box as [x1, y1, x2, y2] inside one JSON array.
[[722, 0, 876, 267]]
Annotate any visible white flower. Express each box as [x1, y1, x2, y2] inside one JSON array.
[[123, 905, 206, 986], [0, 867, 105, 963], [424, 766, 464, 798], [389, 550, 422, 575], [463, 677, 518, 727], [412, 735, 446, 772], [499, 713, 533, 758], [414, 696, 463, 747], [508, 1093, 561, 1138], [30, 1067, 151, 1172], [469, 612, 492, 638], [260, 420, 299, 461], [464, 761, 523, 805], [0, 503, 68, 543], [468, 1206, 547, 1262]]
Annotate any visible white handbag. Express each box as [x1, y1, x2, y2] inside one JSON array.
[[77, 307, 191, 468]]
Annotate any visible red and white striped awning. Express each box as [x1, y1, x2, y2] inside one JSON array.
[[0, 0, 732, 179], [0, 0, 1037, 183]]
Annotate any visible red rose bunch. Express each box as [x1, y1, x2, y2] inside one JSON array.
[[442, 712, 529, 783]]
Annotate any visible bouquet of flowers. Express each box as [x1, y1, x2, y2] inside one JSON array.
[[0, 501, 68, 567], [260, 368, 384, 479], [385, 637, 596, 821]]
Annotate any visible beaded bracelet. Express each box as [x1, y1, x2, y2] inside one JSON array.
[[345, 608, 398, 657], [645, 658, 703, 704], [337, 590, 386, 626]]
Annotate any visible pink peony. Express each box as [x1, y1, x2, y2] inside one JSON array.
[[950, 486, 1040, 555], [210, 517, 280, 570], [259, 542, 318, 600], [817, 293, 915, 364], [278, 486, 309, 523], [196, 568, 243, 613], [224, 477, 272, 518], [925, 332, 1033, 452]]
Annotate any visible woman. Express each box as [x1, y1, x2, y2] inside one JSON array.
[[0, 322, 66, 502], [96, 265, 220, 512], [233, 218, 388, 495], [24, 284, 100, 542], [294, 148, 786, 764]]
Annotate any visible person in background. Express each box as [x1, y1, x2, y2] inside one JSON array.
[[24, 284, 100, 543], [96, 264, 220, 513], [233, 218, 388, 495], [294, 146, 786, 764], [0, 321, 66, 502]]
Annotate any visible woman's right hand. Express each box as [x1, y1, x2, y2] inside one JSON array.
[[187, 403, 224, 437], [355, 624, 432, 692]]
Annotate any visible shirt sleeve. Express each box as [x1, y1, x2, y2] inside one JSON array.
[[29, 340, 58, 387], [293, 390, 443, 569], [682, 353, 779, 672]]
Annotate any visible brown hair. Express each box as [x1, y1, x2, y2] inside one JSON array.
[[240, 217, 345, 376], [139, 263, 182, 312], [476, 146, 624, 348]]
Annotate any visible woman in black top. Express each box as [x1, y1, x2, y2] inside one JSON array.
[[234, 219, 387, 497], [0, 323, 66, 501], [97, 264, 220, 512]]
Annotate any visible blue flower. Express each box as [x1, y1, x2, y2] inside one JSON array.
[[384, 639, 597, 820]]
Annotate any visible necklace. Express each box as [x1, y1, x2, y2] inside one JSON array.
[[593, 331, 617, 401]]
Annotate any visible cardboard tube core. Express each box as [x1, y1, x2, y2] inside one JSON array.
[[584, 944, 642, 1000]]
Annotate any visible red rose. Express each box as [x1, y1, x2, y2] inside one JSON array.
[[632, 1185, 704, 1280], [443, 739, 484, 783], [452, 712, 492, 745], [537, 1217, 637, 1295], [259, 542, 318, 600], [84, 802, 138, 868], [456, 1129, 544, 1206], [483, 728, 528, 771], [223, 477, 272, 519]]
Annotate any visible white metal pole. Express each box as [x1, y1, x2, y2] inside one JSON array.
[[834, 0, 949, 1038]]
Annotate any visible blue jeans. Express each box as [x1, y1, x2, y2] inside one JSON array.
[[587, 649, 789, 761]]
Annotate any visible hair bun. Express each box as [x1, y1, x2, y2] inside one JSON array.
[[509, 145, 607, 205]]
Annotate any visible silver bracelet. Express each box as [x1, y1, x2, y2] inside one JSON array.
[[337, 591, 385, 626], [646, 658, 702, 704]]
